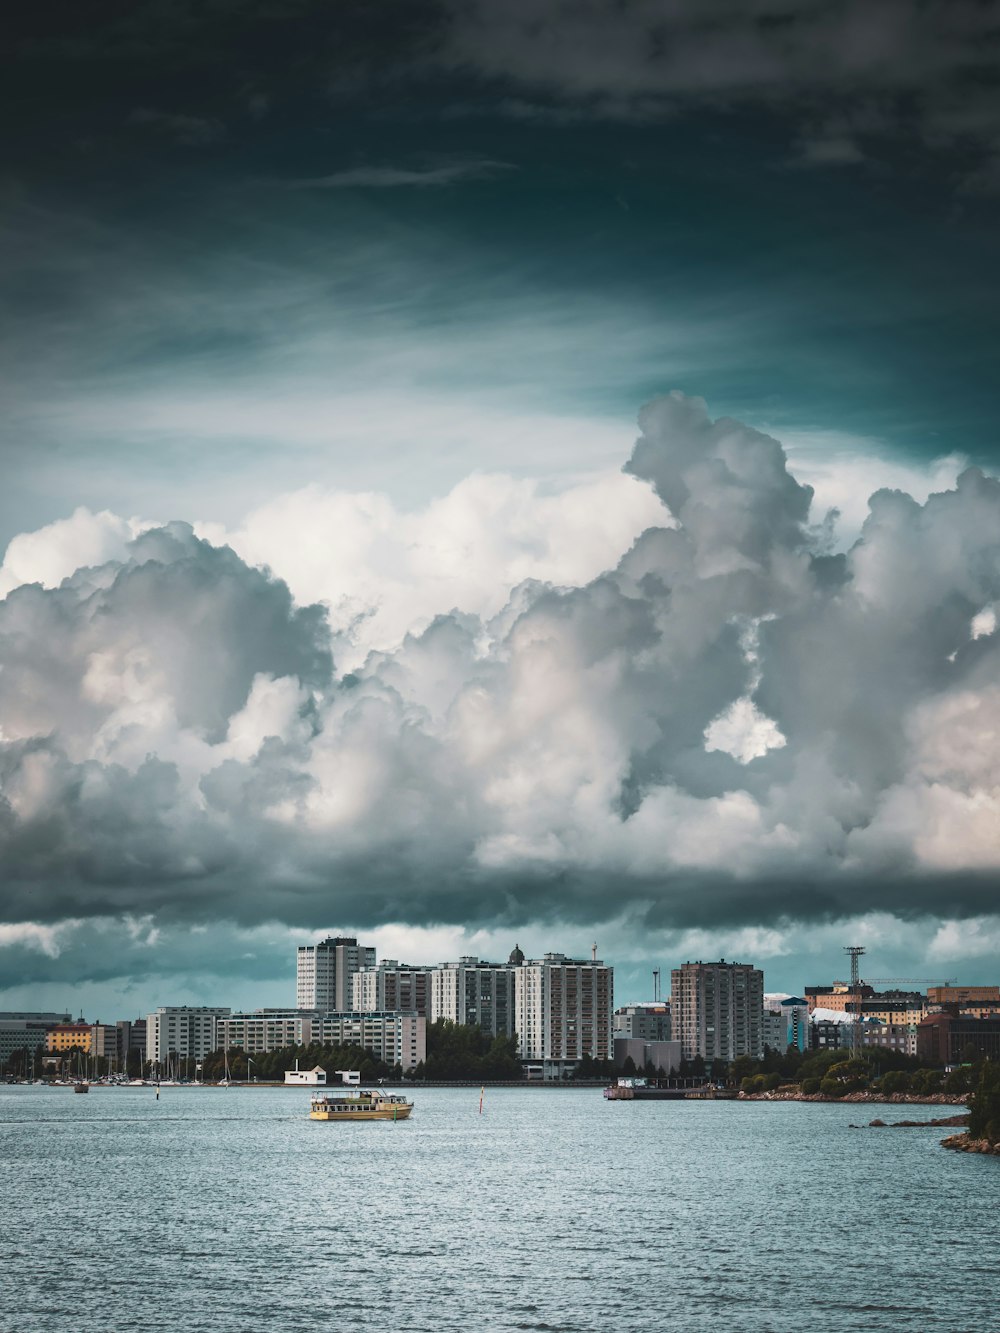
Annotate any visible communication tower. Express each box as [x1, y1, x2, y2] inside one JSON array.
[[844, 945, 866, 1058]]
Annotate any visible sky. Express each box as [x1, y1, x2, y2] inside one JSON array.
[[2, 0, 1000, 1019]]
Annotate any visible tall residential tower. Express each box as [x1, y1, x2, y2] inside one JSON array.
[[296, 937, 376, 1011], [670, 960, 764, 1064]]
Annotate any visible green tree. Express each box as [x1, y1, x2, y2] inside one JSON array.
[[968, 1061, 1000, 1143]]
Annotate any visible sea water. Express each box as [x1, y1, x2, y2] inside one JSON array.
[[1, 1084, 997, 1332]]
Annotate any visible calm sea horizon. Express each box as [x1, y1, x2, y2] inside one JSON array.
[[2, 1084, 998, 1332]]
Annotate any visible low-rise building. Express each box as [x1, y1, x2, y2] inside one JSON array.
[[853, 1021, 918, 1057], [811, 1019, 846, 1051], [0, 1012, 71, 1068], [916, 1013, 1000, 1065], [805, 983, 875, 1012], [613, 1037, 681, 1075], [284, 1063, 327, 1085], [46, 1023, 93, 1054], [926, 985, 1000, 1006]]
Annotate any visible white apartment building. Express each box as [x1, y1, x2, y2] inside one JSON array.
[[313, 1012, 425, 1071], [514, 952, 613, 1079], [146, 1007, 231, 1065], [352, 962, 434, 1017], [671, 961, 764, 1064], [430, 957, 516, 1038], [216, 1008, 425, 1071], [296, 937, 376, 1011]]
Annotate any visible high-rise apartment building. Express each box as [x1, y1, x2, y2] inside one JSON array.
[[513, 952, 613, 1079], [352, 962, 433, 1017], [296, 937, 376, 1011], [430, 957, 517, 1038], [671, 961, 764, 1063]]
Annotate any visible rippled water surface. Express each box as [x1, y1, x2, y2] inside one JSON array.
[[2, 1085, 999, 1332]]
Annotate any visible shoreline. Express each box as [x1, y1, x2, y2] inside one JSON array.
[[739, 1090, 968, 1106]]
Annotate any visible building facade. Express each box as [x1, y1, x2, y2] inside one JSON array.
[[613, 1037, 682, 1075], [0, 1012, 71, 1068], [296, 937, 376, 1011], [781, 998, 810, 1053], [45, 1023, 93, 1054], [430, 958, 516, 1038], [513, 952, 613, 1079], [926, 986, 1000, 1006], [116, 1018, 147, 1065], [671, 961, 764, 1063], [352, 962, 434, 1018], [613, 1004, 671, 1042], [146, 1007, 231, 1065], [216, 1009, 426, 1071], [916, 1013, 1000, 1065], [762, 1008, 784, 1052]]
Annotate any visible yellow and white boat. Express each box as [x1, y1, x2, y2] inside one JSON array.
[[309, 1090, 413, 1121]]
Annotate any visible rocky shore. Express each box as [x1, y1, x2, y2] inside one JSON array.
[[941, 1133, 1000, 1156]]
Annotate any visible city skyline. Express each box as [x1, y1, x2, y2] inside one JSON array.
[[3, 2, 1000, 1018]]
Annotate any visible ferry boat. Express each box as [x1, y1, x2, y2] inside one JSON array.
[[309, 1090, 413, 1121]]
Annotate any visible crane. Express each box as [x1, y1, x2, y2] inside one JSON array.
[[865, 977, 956, 987]]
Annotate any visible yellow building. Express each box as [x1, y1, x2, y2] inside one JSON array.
[[927, 986, 1000, 1005], [46, 1024, 92, 1053]]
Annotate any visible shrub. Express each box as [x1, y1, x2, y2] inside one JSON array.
[[819, 1076, 843, 1098], [879, 1070, 911, 1095], [800, 1077, 821, 1095]]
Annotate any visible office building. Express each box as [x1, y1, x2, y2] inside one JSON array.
[[916, 1013, 1000, 1065], [671, 960, 764, 1063], [146, 1007, 231, 1065], [296, 937, 376, 1011], [430, 957, 516, 1038], [514, 951, 613, 1079], [0, 1012, 70, 1068], [352, 962, 433, 1017]]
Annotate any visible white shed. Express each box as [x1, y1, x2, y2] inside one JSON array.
[[284, 1062, 327, 1085]]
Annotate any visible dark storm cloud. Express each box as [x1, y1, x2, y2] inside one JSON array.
[[3, 394, 1000, 945], [6, 0, 1000, 186]]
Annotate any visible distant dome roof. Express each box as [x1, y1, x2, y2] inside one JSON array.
[[508, 943, 525, 965]]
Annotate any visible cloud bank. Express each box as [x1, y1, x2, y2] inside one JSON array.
[[2, 393, 999, 955]]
